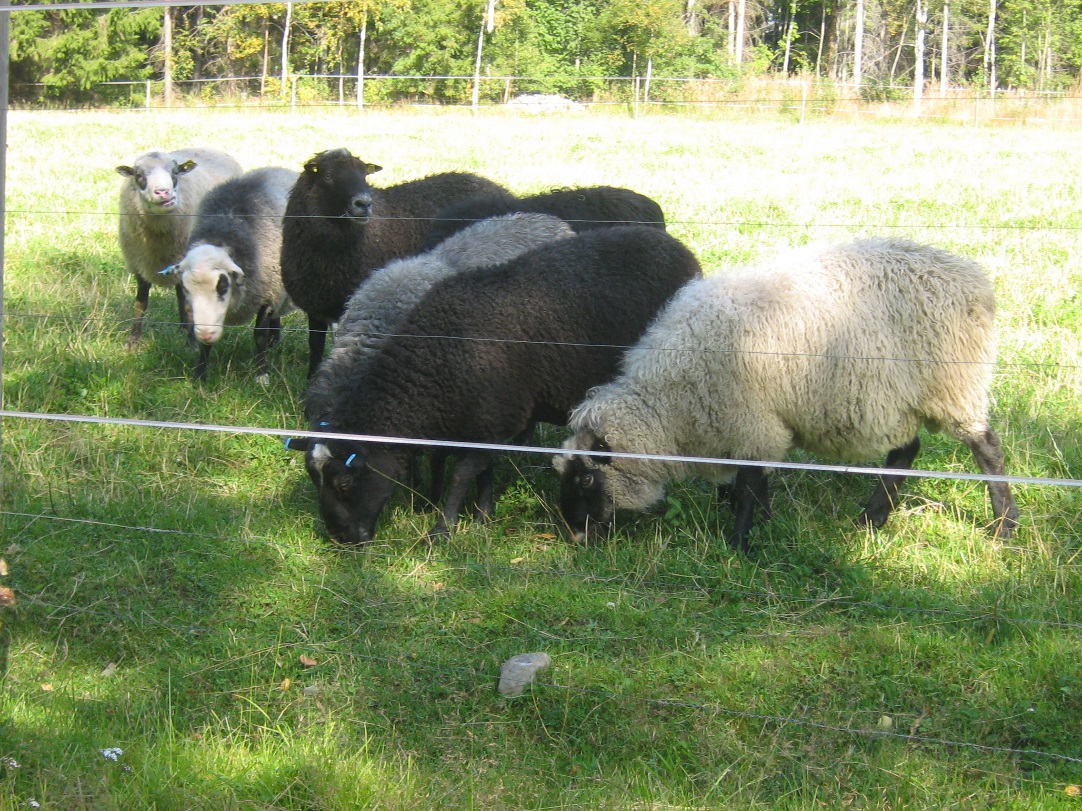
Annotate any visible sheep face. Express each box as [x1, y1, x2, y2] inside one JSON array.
[[301, 440, 406, 545], [117, 154, 197, 215], [554, 428, 667, 540], [301, 149, 382, 222], [175, 244, 244, 345]]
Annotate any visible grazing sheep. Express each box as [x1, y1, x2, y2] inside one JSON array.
[[285, 225, 702, 545], [301, 212, 575, 510], [554, 237, 1020, 551], [420, 185, 666, 251], [161, 167, 298, 383], [279, 148, 507, 377], [116, 148, 243, 347]]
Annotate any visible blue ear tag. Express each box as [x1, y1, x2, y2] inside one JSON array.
[[283, 438, 293, 449], [344, 453, 357, 467], [159, 265, 176, 277], [318, 421, 330, 428]]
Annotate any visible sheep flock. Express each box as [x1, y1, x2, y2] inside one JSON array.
[[114, 145, 1023, 555]]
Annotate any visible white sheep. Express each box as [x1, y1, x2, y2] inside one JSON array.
[[163, 167, 298, 384], [554, 237, 1020, 550], [116, 148, 242, 347]]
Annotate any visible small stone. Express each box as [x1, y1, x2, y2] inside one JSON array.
[[498, 652, 551, 697]]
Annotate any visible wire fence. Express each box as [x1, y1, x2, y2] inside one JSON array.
[[12, 73, 1082, 126], [2, 107, 1082, 801]]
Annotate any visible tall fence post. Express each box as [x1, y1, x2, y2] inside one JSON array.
[[145, 80, 152, 110], [291, 74, 298, 112]]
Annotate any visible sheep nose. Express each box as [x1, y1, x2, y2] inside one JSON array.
[[348, 193, 372, 219]]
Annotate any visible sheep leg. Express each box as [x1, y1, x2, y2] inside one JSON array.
[[428, 452, 492, 540], [253, 304, 275, 382], [306, 317, 331, 378], [175, 284, 195, 345], [960, 427, 1020, 539], [473, 461, 496, 521], [427, 450, 448, 507], [126, 278, 152, 348], [193, 344, 213, 383], [729, 466, 770, 552], [859, 436, 921, 529]]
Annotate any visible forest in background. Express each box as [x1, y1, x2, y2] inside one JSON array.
[[7, 0, 1082, 107]]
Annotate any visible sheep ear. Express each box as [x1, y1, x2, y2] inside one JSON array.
[[283, 437, 310, 452], [552, 454, 569, 474], [177, 160, 197, 174], [116, 165, 135, 177], [365, 163, 382, 175]]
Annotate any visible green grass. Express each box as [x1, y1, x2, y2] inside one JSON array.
[[1, 106, 1081, 809]]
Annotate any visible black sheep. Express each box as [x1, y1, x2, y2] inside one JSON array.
[[420, 185, 666, 251], [285, 225, 702, 545], [279, 148, 507, 377]]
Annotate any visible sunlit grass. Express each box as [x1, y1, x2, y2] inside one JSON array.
[[1, 107, 1081, 809]]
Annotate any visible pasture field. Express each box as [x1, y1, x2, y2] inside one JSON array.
[[0, 106, 1081, 809]]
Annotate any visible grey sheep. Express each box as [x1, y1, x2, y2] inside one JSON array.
[[420, 185, 666, 251], [308, 212, 575, 420], [301, 212, 575, 508], [279, 148, 508, 378], [285, 225, 702, 545], [116, 148, 243, 347], [555, 237, 1020, 551], [161, 167, 299, 384]]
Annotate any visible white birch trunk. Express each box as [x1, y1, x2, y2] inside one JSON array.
[[914, 0, 927, 113], [357, 16, 366, 111], [735, 0, 746, 65], [939, 0, 949, 95], [281, 2, 292, 98], [163, 7, 173, 107], [853, 0, 864, 89]]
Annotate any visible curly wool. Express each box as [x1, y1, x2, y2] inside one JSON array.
[[117, 148, 242, 291], [560, 237, 1004, 513], [421, 185, 666, 250], [306, 213, 574, 421]]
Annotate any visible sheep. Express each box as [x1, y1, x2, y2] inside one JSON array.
[[300, 212, 576, 509], [553, 237, 1021, 551], [160, 167, 299, 384], [310, 212, 576, 418], [284, 225, 702, 545], [116, 148, 243, 347], [279, 148, 508, 378], [420, 185, 666, 251]]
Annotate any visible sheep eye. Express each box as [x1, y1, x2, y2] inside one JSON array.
[[578, 473, 594, 489], [592, 439, 610, 453], [334, 474, 353, 492], [216, 274, 230, 297]]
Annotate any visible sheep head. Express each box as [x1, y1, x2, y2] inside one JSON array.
[[285, 427, 405, 545], [300, 149, 382, 222]]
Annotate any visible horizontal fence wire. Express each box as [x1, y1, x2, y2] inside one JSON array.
[[5, 309, 1082, 372], [2, 409, 1078, 489]]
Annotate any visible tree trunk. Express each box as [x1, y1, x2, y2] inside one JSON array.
[[735, 0, 746, 65], [281, 2, 292, 98], [728, 0, 735, 61], [162, 6, 173, 107], [939, 0, 949, 95], [261, 21, 269, 97], [914, 0, 927, 113], [853, 0, 864, 89], [983, 0, 996, 94], [357, 15, 366, 110], [685, 0, 699, 36], [782, 0, 796, 74]]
